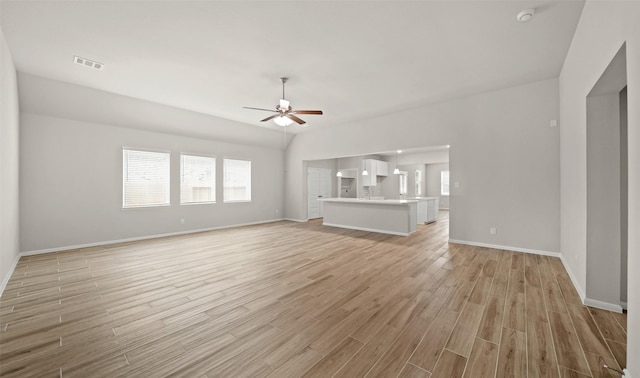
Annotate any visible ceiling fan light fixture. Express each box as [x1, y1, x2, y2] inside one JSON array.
[[274, 116, 293, 127]]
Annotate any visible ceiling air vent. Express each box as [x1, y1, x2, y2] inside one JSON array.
[[73, 56, 104, 70]]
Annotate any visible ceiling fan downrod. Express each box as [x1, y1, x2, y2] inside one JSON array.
[[280, 77, 288, 100]]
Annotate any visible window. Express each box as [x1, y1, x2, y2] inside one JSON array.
[[123, 149, 170, 208], [399, 171, 407, 197], [181, 154, 216, 204], [224, 159, 251, 202], [441, 170, 450, 196], [415, 170, 422, 196]]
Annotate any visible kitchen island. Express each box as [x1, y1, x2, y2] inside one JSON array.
[[318, 198, 418, 236]]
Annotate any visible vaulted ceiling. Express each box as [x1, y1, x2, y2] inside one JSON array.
[[1, 1, 584, 137]]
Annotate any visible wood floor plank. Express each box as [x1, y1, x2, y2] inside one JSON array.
[[496, 327, 527, 378], [445, 301, 485, 357], [607, 339, 627, 370], [584, 351, 621, 378], [408, 309, 460, 372], [365, 314, 431, 377], [463, 338, 498, 378], [398, 363, 431, 378], [430, 349, 467, 378], [476, 296, 505, 344], [548, 311, 591, 375], [588, 307, 627, 343], [266, 347, 322, 378], [468, 275, 492, 305], [333, 325, 400, 378], [527, 320, 560, 378], [503, 291, 526, 333], [301, 336, 362, 377]]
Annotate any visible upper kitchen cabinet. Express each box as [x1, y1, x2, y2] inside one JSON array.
[[362, 159, 377, 186], [376, 160, 388, 176], [362, 159, 389, 186]]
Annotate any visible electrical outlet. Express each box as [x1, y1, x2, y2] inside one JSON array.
[[490, 227, 497, 235], [180, 219, 185, 224]]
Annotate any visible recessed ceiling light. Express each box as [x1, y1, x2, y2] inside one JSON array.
[[74, 56, 104, 70], [517, 8, 535, 22]]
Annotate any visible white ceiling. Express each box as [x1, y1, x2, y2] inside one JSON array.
[[1, 1, 584, 136]]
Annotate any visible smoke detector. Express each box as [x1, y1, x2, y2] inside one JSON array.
[[517, 8, 535, 22], [73, 56, 104, 70]]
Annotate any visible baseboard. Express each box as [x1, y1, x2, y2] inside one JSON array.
[[20, 218, 286, 256], [558, 254, 587, 302], [448, 239, 561, 258], [621, 301, 628, 310], [623, 369, 632, 378], [0, 253, 21, 298], [283, 218, 308, 223], [584, 298, 624, 313]]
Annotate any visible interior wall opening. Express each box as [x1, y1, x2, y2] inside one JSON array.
[[586, 43, 628, 313]]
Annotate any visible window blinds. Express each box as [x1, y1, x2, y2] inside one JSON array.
[[223, 159, 251, 202], [181, 154, 216, 204], [123, 149, 170, 208]]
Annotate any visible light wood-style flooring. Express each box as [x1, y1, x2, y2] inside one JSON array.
[[0, 211, 627, 377]]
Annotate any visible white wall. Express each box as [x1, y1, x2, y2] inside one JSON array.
[[20, 113, 284, 253], [0, 28, 20, 292], [559, 1, 640, 373], [286, 78, 560, 254], [426, 162, 449, 209], [586, 92, 621, 307]]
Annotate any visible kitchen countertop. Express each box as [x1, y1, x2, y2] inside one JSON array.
[[319, 198, 419, 205]]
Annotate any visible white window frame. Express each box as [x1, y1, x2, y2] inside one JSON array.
[[122, 148, 171, 208], [399, 171, 408, 197], [441, 170, 450, 196], [223, 158, 252, 203], [180, 154, 216, 205]]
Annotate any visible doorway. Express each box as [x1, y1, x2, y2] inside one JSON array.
[[307, 167, 332, 219], [586, 44, 628, 312]]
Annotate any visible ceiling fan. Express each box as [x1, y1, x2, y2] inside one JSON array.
[[243, 77, 323, 126]]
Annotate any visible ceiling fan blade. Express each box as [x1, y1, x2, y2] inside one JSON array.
[[292, 110, 323, 115], [260, 114, 280, 122], [243, 106, 277, 113], [287, 114, 306, 125]]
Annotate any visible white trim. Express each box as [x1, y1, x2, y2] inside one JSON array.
[[20, 218, 286, 256], [621, 301, 628, 310], [558, 253, 587, 301], [0, 254, 21, 298], [448, 239, 561, 257], [284, 218, 309, 223], [623, 369, 631, 378], [324, 222, 412, 236], [557, 254, 624, 313], [584, 298, 624, 313]]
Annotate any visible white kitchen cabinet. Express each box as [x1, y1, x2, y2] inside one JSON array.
[[414, 197, 440, 224], [362, 159, 377, 186], [376, 160, 388, 176], [362, 159, 388, 185]]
